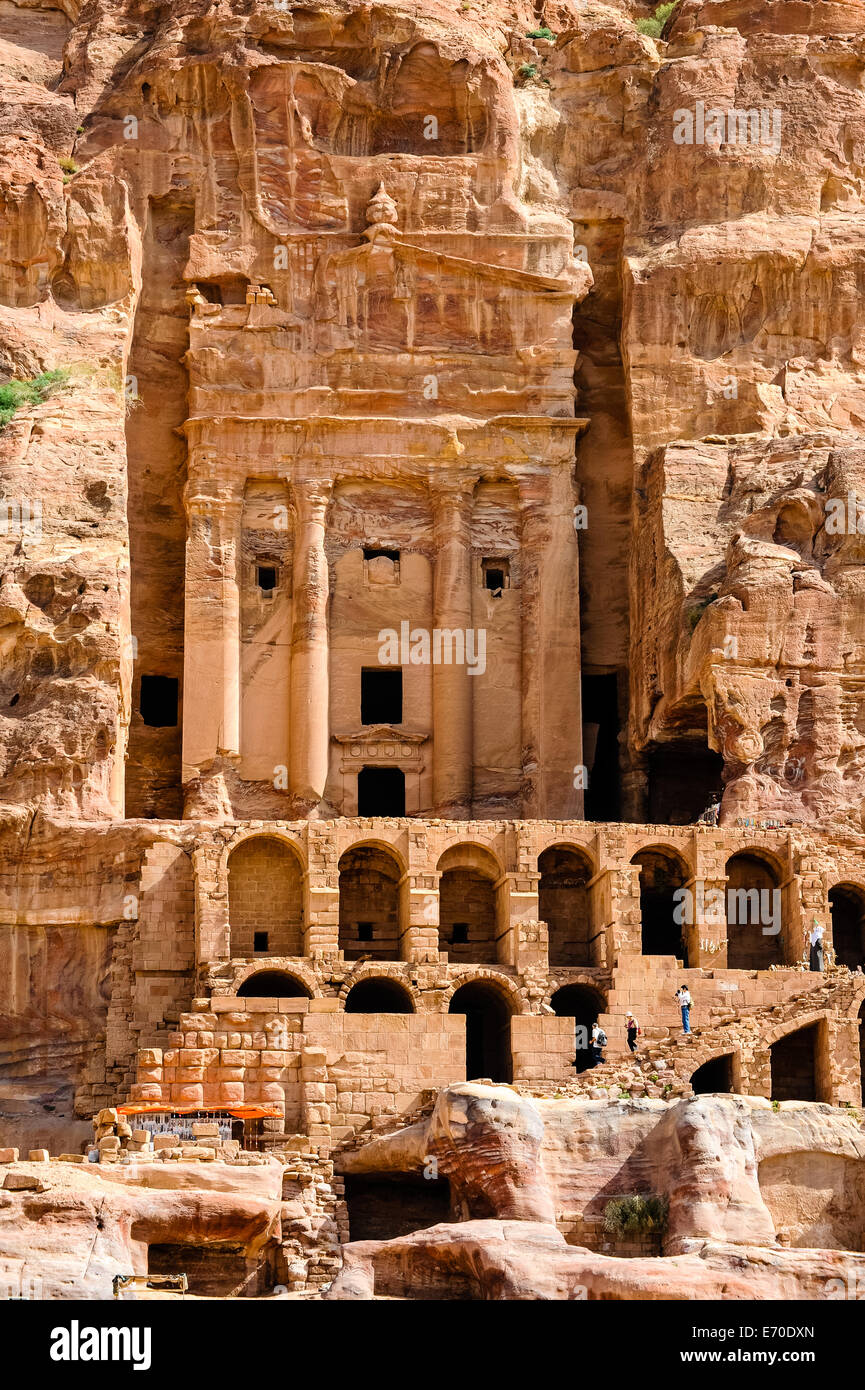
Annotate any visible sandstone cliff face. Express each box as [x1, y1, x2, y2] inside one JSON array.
[[1, 0, 864, 830], [331, 1086, 865, 1298]]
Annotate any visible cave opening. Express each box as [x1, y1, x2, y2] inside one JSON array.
[[147, 1243, 268, 1297], [342, 1173, 451, 1242], [647, 741, 724, 825]]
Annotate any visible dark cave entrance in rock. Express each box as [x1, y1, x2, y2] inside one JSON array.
[[344, 977, 414, 1013], [539, 847, 594, 967], [551, 984, 606, 1073], [690, 1054, 734, 1095], [448, 981, 512, 1084], [647, 741, 724, 826], [357, 766, 405, 816], [770, 1024, 819, 1102], [725, 853, 784, 970], [342, 1173, 452, 1241], [632, 848, 688, 963], [830, 884, 865, 970], [582, 673, 621, 820], [147, 1243, 269, 1297], [236, 971, 310, 999]]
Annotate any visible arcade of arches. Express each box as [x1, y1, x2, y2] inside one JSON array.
[[142, 824, 865, 1138]]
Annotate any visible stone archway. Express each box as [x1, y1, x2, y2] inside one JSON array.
[[344, 977, 415, 1013], [227, 836, 304, 957], [631, 847, 689, 963], [725, 851, 783, 970], [338, 843, 402, 961], [539, 846, 594, 967], [448, 979, 513, 1084], [237, 970, 311, 999], [550, 983, 606, 1073], [830, 884, 865, 970]]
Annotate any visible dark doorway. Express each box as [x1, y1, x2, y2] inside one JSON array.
[[582, 673, 620, 820], [770, 1025, 818, 1102], [357, 766, 405, 816], [147, 1243, 259, 1297], [690, 1054, 734, 1095], [343, 1174, 451, 1241], [449, 981, 512, 1083], [551, 984, 605, 1073], [648, 741, 724, 825], [344, 978, 414, 1013], [361, 668, 403, 725], [830, 885, 865, 970], [539, 847, 593, 966], [237, 971, 309, 999], [139, 675, 179, 728], [632, 850, 688, 963]]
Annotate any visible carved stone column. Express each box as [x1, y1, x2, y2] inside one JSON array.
[[520, 468, 583, 819], [430, 479, 474, 818], [289, 480, 332, 806], [182, 474, 243, 781]]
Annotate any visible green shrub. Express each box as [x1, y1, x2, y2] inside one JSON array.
[[0, 368, 70, 429], [518, 63, 539, 79], [603, 1194, 669, 1237], [527, 26, 555, 40], [686, 592, 718, 633], [637, 2, 678, 37], [58, 156, 78, 175]]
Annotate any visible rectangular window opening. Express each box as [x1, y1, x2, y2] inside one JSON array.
[[140, 675, 179, 728], [361, 667, 403, 725], [451, 923, 469, 945], [357, 922, 374, 942], [363, 548, 400, 562], [253, 931, 269, 953], [256, 564, 277, 593]]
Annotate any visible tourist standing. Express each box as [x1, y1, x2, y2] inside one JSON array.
[[626, 1011, 640, 1053], [590, 1021, 607, 1068], [675, 985, 692, 1034]]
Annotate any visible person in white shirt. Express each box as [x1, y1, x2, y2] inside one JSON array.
[[674, 985, 692, 1035]]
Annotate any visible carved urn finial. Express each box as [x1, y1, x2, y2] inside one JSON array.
[[364, 182, 399, 241]]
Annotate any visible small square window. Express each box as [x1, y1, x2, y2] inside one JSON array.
[[253, 931, 269, 953], [482, 557, 509, 595], [357, 922, 374, 942], [451, 923, 469, 945], [257, 565, 277, 592]]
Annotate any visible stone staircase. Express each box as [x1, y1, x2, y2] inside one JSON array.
[[526, 969, 864, 1102]]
